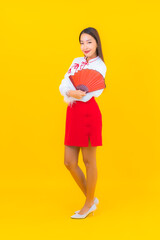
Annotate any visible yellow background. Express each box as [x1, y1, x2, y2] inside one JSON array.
[[0, 0, 160, 239]]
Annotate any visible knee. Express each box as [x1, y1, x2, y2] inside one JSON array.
[[83, 158, 96, 168], [64, 158, 78, 170], [83, 158, 90, 168]]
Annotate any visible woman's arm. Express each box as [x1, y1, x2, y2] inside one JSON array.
[[66, 89, 86, 99], [59, 59, 78, 103], [91, 88, 104, 98]]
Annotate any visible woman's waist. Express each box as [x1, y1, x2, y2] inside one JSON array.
[[73, 96, 95, 105], [68, 96, 100, 111]]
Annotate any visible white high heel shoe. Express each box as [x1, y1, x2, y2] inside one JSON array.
[[71, 203, 97, 219], [74, 197, 99, 214]]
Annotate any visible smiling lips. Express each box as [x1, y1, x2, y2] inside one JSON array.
[[84, 50, 90, 53]]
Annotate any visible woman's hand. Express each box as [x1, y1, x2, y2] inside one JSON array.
[[67, 90, 86, 99]]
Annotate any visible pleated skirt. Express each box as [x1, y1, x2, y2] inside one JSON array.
[[64, 96, 102, 147]]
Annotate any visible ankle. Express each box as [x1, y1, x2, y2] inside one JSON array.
[[85, 199, 94, 208]]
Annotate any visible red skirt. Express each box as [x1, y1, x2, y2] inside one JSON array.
[[64, 96, 102, 147]]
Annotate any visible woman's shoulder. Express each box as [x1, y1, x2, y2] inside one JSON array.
[[97, 57, 107, 71]]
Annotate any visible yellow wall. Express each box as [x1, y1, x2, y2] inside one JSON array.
[[0, 0, 160, 239]]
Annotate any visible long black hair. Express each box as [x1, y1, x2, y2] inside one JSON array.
[[79, 27, 105, 63]]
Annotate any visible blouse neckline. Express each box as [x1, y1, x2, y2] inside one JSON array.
[[84, 55, 99, 63]]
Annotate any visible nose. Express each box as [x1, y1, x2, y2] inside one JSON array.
[[82, 43, 89, 49], [84, 47, 90, 51]]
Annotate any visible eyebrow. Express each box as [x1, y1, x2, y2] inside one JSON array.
[[80, 39, 92, 42]]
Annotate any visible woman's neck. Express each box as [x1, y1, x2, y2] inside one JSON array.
[[86, 55, 98, 62]]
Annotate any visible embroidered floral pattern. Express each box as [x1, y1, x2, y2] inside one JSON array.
[[68, 63, 80, 73], [79, 61, 89, 70], [68, 56, 99, 73]]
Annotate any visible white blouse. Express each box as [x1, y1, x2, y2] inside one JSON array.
[[59, 55, 107, 105]]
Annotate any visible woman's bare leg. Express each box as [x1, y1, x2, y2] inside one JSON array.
[[78, 138, 97, 215], [64, 145, 87, 196]]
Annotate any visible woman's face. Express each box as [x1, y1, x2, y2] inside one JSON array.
[[80, 33, 98, 61]]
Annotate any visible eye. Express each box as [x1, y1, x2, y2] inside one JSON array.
[[80, 42, 92, 44]]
